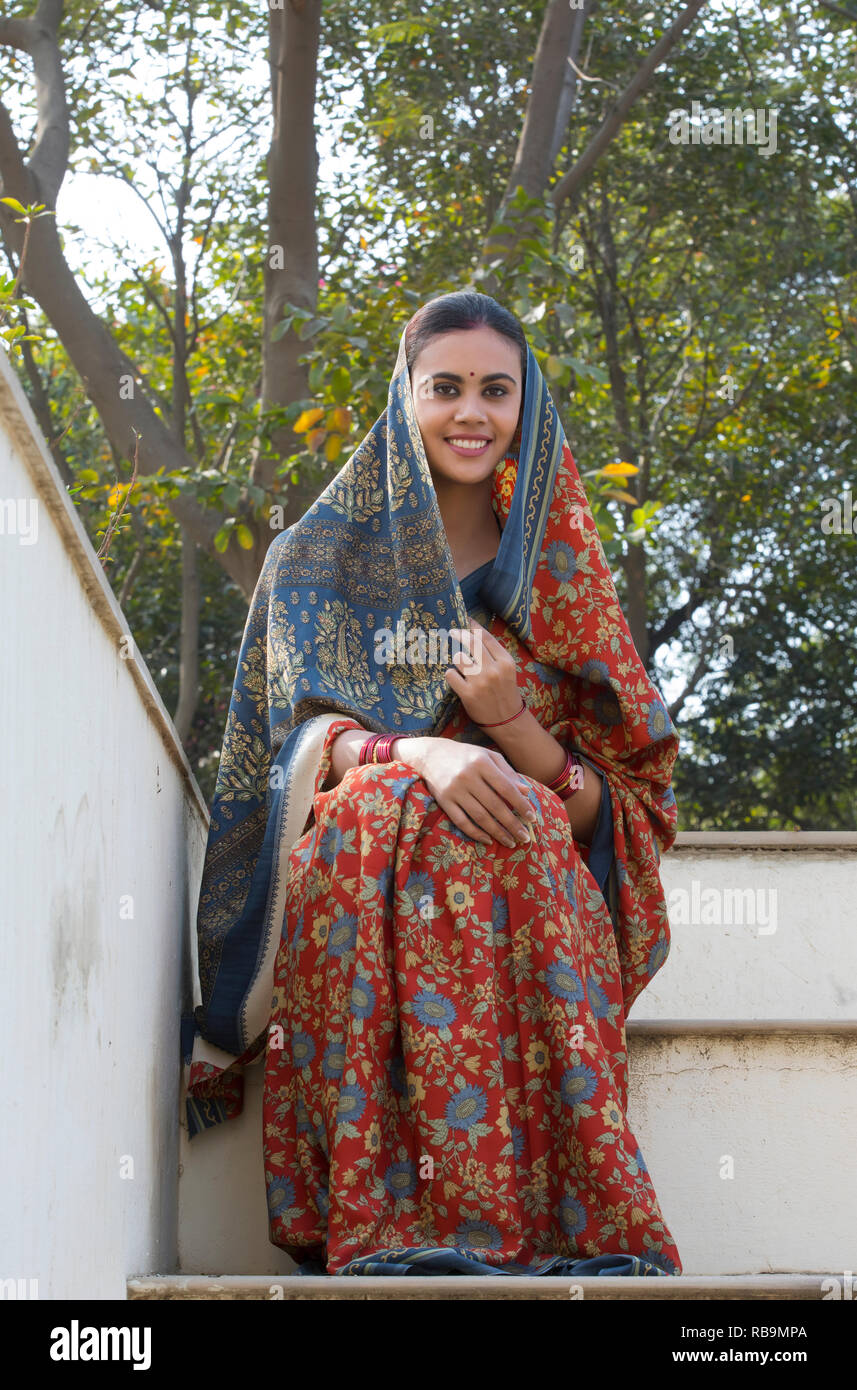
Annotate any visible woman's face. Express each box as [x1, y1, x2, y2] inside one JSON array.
[[410, 325, 523, 487]]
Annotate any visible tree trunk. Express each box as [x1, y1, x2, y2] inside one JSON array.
[[248, 0, 325, 578], [173, 526, 200, 742]]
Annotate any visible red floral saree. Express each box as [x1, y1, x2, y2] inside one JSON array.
[[186, 322, 682, 1278]]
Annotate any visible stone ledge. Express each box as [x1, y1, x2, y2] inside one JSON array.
[[673, 832, 857, 849], [128, 1273, 829, 1301], [625, 1018, 857, 1036]]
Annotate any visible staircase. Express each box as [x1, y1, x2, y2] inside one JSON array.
[[130, 831, 857, 1300]]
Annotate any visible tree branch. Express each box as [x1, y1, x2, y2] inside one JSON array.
[[552, 0, 709, 211]]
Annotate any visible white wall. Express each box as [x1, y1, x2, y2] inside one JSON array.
[[0, 350, 209, 1300]]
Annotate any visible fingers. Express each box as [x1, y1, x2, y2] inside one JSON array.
[[448, 626, 494, 672], [446, 804, 493, 846], [458, 790, 533, 848], [484, 759, 537, 824]]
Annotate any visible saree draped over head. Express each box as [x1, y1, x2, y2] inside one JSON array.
[[185, 320, 682, 1278]]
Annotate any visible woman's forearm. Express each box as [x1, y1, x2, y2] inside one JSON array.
[[323, 719, 602, 846], [321, 728, 371, 790], [485, 708, 603, 845]]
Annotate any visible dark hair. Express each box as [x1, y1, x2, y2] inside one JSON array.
[[405, 291, 528, 387]]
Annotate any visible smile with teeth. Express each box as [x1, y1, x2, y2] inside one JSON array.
[[446, 437, 491, 452]]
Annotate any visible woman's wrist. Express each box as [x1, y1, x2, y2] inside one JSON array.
[[390, 735, 430, 771], [485, 708, 603, 843], [323, 727, 371, 790]]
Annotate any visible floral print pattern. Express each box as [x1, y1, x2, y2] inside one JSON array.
[[262, 696, 681, 1275]]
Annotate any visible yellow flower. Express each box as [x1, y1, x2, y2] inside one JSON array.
[[525, 1037, 551, 1075], [407, 1075, 426, 1103], [311, 914, 330, 948], [587, 1145, 607, 1167], [445, 880, 474, 915], [604, 1203, 628, 1232], [364, 1119, 382, 1154], [600, 1099, 623, 1132], [342, 1168, 358, 1187]]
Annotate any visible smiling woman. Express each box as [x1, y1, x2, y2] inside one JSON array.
[[185, 290, 682, 1279]]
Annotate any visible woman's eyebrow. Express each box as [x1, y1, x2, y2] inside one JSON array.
[[429, 371, 517, 384]]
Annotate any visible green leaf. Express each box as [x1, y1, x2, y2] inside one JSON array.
[[329, 366, 351, 404], [236, 523, 254, 550]]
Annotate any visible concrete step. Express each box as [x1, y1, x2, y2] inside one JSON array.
[[128, 1273, 833, 1300]]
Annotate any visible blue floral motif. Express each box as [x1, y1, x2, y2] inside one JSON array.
[[546, 958, 584, 1003], [563, 870, 577, 910], [376, 864, 394, 906], [511, 1125, 526, 1161], [314, 1187, 330, 1218], [405, 872, 434, 908], [350, 973, 376, 1019], [646, 698, 672, 742], [632, 1146, 649, 1174], [646, 1249, 678, 1275], [267, 1175, 295, 1217], [383, 1160, 418, 1200], [294, 834, 315, 866], [291, 1031, 315, 1069], [412, 989, 457, 1028], [594, 687, 623, 726], [388, 1054, 407, 1096], [546, 540, 577, 583], [321, 1040, 346, 1080], [559, 1194, 588, 1237], [327, 914, 358, 957], [579, 658, 611, 686], [660, 786, 676, 810], [648, 937, 669, 975], [456, 1219, 503, 1250], [295, 1097, 312, 1134], [320, 824, 346, 863], [289, 909, 306, 947], [586, 973, 610, 1019], [492, 895, 509, 932], [531, 660, 564, 687], [559, 1065, 598, 1108], [445, 1084, 489, 1132], [336, 1083, 367, 1125]]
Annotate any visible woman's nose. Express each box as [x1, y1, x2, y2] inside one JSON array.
[[454, 394, 488, 421]]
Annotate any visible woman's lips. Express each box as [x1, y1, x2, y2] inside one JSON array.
[[445, 437, 492, 458]]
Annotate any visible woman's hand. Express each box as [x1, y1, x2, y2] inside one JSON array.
[[443, 619, 524, 728], [397, 736, 537, 848]]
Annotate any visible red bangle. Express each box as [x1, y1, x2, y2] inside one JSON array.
[[547, 749, 585, 800], [474, 695, 527, 729], [358, 731, 412, 766]]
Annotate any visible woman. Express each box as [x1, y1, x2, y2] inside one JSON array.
[[185, 290, 682, 1278]]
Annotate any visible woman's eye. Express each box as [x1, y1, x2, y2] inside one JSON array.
[[433, 383, 507, 397]]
